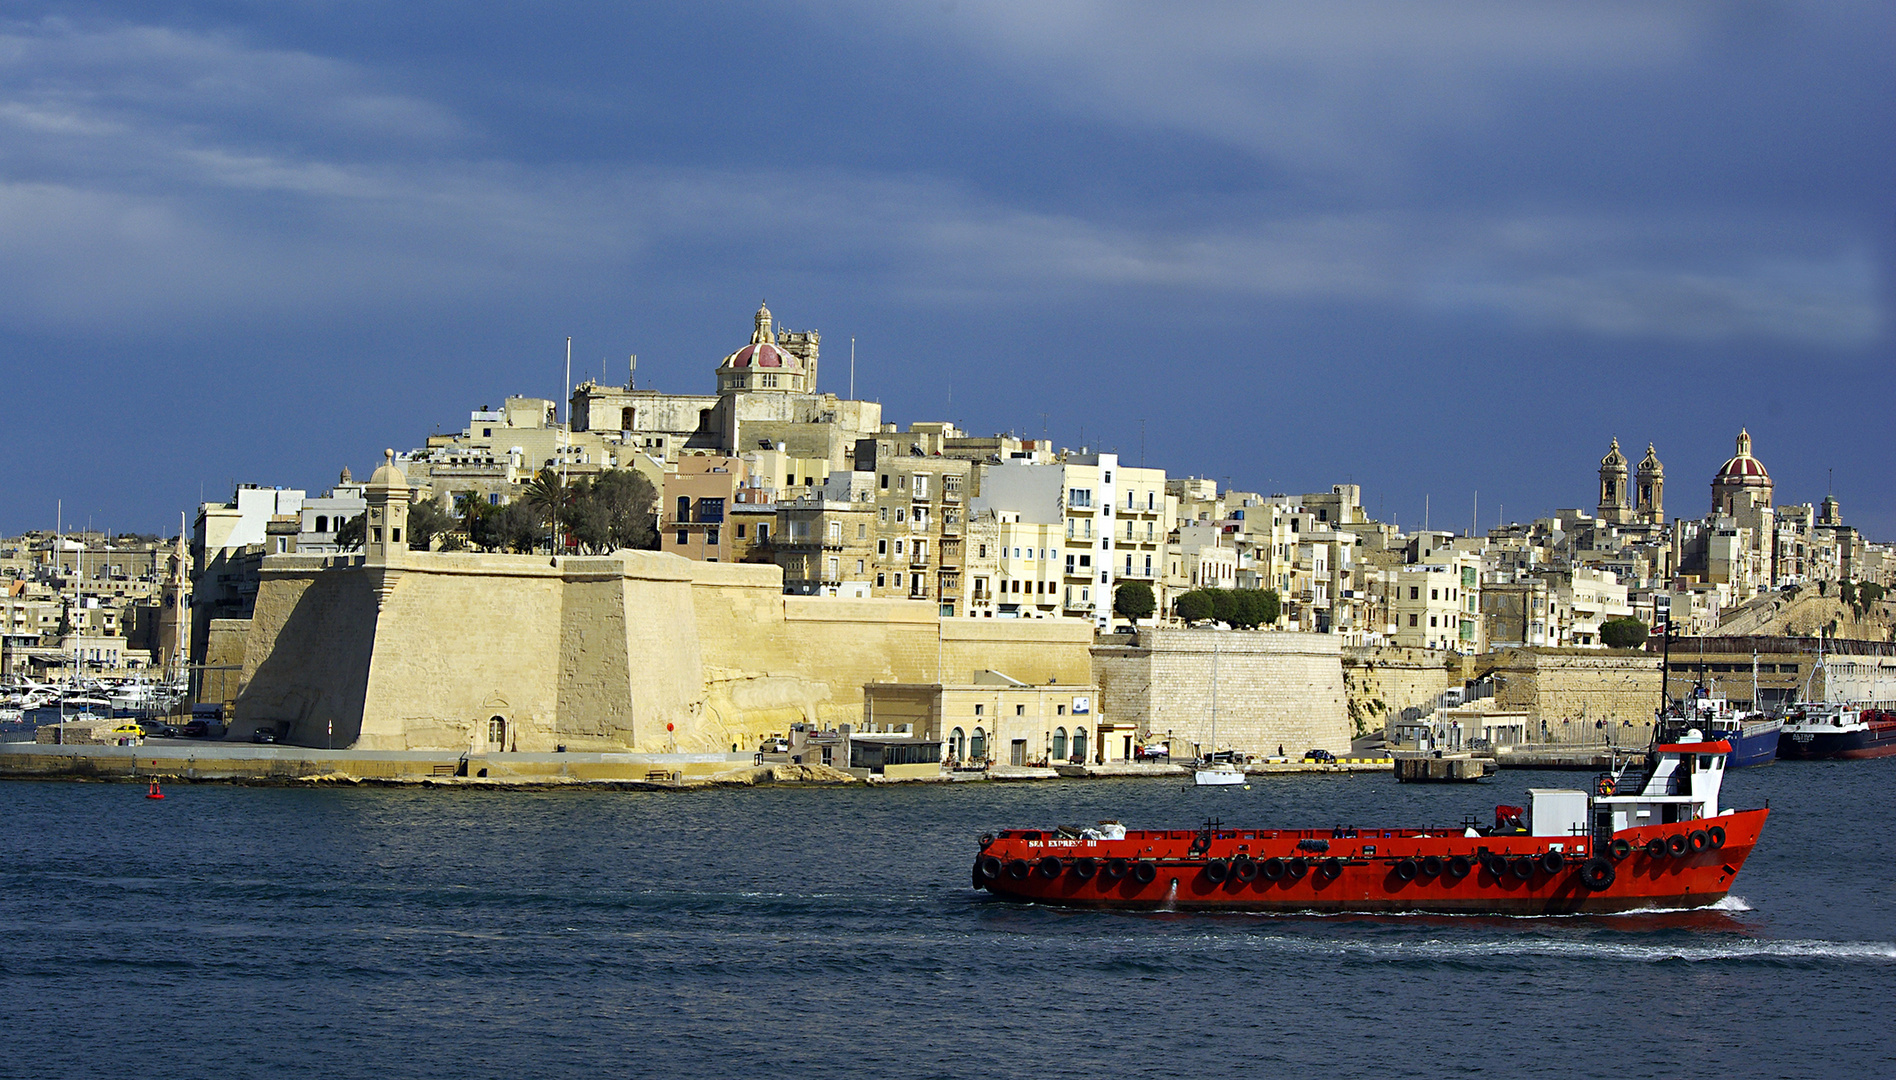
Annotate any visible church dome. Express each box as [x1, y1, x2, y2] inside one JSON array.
[[1714, 430, 1770, 483], [724, 341, 800, 370]]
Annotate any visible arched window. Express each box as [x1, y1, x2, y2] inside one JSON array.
[[1072, 727, 1087, 761], [1051, 727, 1067, 760], [949, 726, 965, 761], [969, 727, 987, 762], [488, 715, 506, 748]]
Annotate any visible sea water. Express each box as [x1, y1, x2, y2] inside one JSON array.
[[0, 763, 1890, 1079]]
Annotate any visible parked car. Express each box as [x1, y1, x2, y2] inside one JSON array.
[[138, 720, 180, 738], [1303, 748, 1337, 763], [251, 726, 278, 744]]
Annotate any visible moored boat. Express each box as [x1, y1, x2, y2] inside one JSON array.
[[1776, 704, 1896, 760], [973, 731, 1765, 914]]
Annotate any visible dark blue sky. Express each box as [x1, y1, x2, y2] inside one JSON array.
[[4, 2, 1891, 540]]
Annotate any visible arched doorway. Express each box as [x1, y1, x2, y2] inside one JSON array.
[[949, 726, 965, 762], [1051, 727, 1067, 760], [969, 727, 987, 763], [1072, 727, 1087, 762]]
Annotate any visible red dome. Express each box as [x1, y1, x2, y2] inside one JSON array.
[[1715, 456, 1769, 481], [726, 342, 797, 369]]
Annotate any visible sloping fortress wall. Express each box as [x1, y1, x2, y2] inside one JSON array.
[[1092, 628, 1349, 757], [237, 550, 1092, 753], [1484, 648, 1661, 737]]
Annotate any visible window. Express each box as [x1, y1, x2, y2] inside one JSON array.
[[877, 539, 887, 555], [1409, 614, 1418, 627], [315, 515, 328, 533], [1052, 728, 1067, 759], [488, 716, 506, 745], [1016, 704, 1025, 716], [1409, 586, 1420, 600], [856, 559, 865, 574], [975, 704, 985, 716], [894, 540, 904, 555], [880, 474, 889, 490], [857, 524, 867, 539], [1057, 704, 1066, 716], [828, 521, 841, 541], [757, 525, 769, 543], [1068, 488, 1093, 508], [879, 507, 888, 524], [970, 728, 986, 760], [707, 528, 719, 545], [1430, 616, 1438, 627], [876, 573, 885, 587], [827, 556, 839, 579], [736, 524, 747, 538], [895, 508, 906, 523], [1430, 588, 1438, 600], [913, 476, 929, 499], [677, 530, 688, 545]]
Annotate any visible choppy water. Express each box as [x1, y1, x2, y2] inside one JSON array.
[[2, 762, 1891, 1080]]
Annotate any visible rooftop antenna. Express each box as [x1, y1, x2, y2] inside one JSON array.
[[629, 353, 637, 391], [1424, 493, 1430, 533], [849, 337, 855, 400], [1471, 490, 1477, 539]]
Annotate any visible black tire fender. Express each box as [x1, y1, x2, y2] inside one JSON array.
[[1203, 858, 1230, 883], [1320, 857, 1343, 879], [1394, 859, 1418, 882], [1007, 859, 1031, 880], [1445, 855, 1471, 880], [1689, 830, 1710, 853], [1609, 838, 1633, 861], [1667, 834, 1690, 858], [1036, 856, 1063, 879], [1103, 857, 1130, 880], [1071, 857, 1098, 881], [1510, 856, 1535, 881], [1132, 861, 1157, 885], [1540, 851, 1565, 875], [1419, 855, 1444, 878], [1707, 825, 1726, 849], [1579, 857, 1616, 891], [978, 855, 1003, 880]]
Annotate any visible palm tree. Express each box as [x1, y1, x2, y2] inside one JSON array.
[[521, 469, 570, 553]]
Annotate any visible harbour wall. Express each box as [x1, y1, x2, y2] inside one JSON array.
[[234, 550, 1093, 755], [1092, 628, 1350, 758]]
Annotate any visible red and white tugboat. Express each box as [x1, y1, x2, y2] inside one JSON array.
[[973, 730, 1767, 914]]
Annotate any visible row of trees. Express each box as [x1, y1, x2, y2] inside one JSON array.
[[1174, 587, 1282, 628], [1109, 582, 1285, 629], [337, 468, 661, 554]]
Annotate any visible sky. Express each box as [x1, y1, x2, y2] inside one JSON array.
[[3, 1, 1892, 542]]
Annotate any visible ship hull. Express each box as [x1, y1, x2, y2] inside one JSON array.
[[1776, 726, 1896, 760], [973, 809, 1768, 915], [1713, 721, 1782, 768]]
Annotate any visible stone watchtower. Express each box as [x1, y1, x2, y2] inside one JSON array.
[[1598, 438, 1632, 524], [364, 449, 411, 563], [1635, 443, 1665, 525]]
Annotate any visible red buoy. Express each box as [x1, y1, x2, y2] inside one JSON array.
[[146, 779, 164, 800]]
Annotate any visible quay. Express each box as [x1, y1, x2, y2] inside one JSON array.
[[0, 740, 1396, 788]]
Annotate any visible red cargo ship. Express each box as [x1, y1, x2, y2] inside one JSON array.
[[973, 732, 1766, 915]]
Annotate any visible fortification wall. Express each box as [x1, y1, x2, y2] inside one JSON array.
[[1341, 646, 1457, 738], [238, 549, 1094, 754], [1485, 648, 1662, 739], [1093, 629, 1348, 757]]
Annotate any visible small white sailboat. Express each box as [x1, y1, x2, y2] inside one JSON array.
[[1195, 636, 1247, 786]]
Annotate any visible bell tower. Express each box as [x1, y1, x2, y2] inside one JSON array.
[[1598, 438, 1631, 524], [1635, 443, 1665, 525]]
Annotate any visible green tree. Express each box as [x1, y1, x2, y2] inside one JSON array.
[[587, 469, 660, 551], [1258, 588, 1282, 627], [1175, 590, 1214, 624], [1600, 617, 1648, 649], [335, 512, 365, 551], [1113, 581, 1155, 626], [521, 468, 571, 552], [406, 497, 455, 551], [493, 500, 544, 553], [1209, 588, 1240, 626]]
